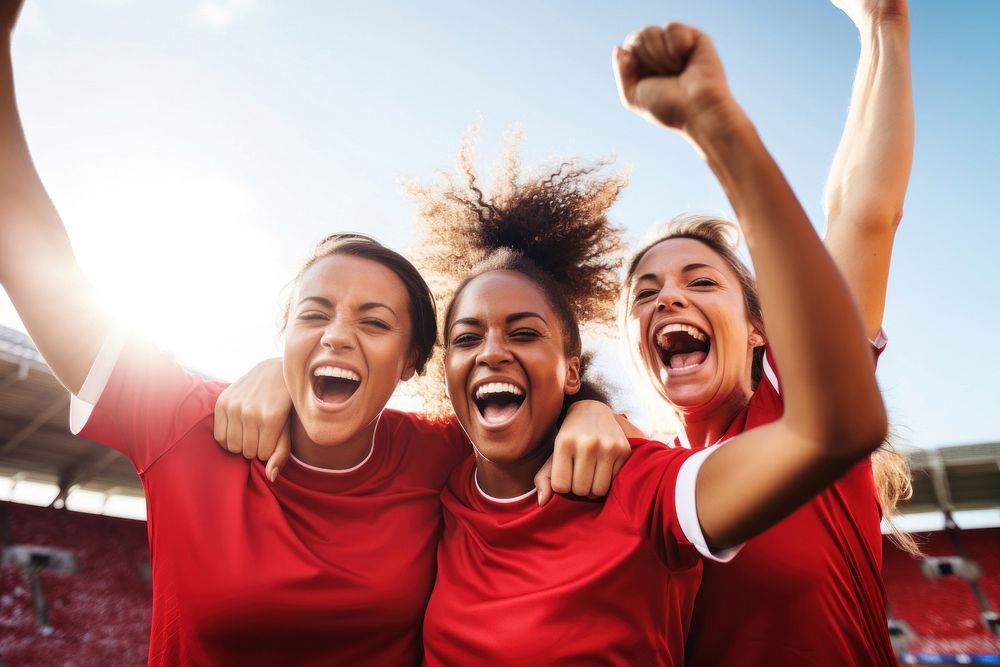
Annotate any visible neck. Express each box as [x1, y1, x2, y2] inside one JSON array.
[[290, 416, 377, 470], [474, 442, 551, 500], [674, 387, 752, 449]]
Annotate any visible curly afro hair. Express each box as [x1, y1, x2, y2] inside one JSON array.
[[407, 128, 628, 416]]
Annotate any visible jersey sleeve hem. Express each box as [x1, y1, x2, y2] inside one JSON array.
[[69, 326, 128, 435], [675, 445, 742, 563]]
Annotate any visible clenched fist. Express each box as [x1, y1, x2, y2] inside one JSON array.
[[612, 22, 739, 138]]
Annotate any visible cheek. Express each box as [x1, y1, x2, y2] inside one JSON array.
[[442, 351, 466, 401], [282, 332, 308, 371]]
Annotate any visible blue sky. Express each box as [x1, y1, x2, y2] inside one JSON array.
[[2, 0, 999, 451]]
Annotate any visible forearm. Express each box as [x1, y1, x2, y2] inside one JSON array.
[[824, 15, 912, 228], [690, 109, 885, 451], [0, 35, 108, 394], [0, 35, 69, 276]]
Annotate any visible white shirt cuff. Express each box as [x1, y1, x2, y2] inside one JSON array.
[[69, 327, 127, 435], [675, 445, 742, 563]]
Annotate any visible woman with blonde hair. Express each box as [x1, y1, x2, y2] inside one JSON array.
[[614, 1, 914, 662]]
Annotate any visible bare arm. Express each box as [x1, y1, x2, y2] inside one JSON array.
[[615, 23, 887, 549], [824, 0, 912, 338], [0, 4, 109, 394]]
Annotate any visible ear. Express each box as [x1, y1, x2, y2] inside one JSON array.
[[400, 348, 419, 382], [564, 356, 582, 396], [748, 328, 765, 349]]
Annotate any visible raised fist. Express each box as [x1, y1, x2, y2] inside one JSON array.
[[612, 23, 736, 136]]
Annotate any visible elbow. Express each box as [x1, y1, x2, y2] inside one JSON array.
[[820, 400, 889, 464], [824, 176, 904, 234], [790, 392, 889, 466], [830, 201, 904, 239]]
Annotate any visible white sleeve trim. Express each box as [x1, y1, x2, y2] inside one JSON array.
[[762, 352, 780, 395], [69, 327, 128, 435], [675, 445, 742, 563], [871, 328, 888, 351]]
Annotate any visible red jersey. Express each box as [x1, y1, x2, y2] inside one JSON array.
[[423, 440, 728, 667], [71, 335, 467, 666], [684, 336, 895, 666]]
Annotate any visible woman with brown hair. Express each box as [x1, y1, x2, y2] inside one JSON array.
[[0, 1, 632, 663]]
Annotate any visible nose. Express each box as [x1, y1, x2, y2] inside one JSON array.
[[477, 331, 513, 367], [320, 318, 356, 351], [656, 283, 689, 311]]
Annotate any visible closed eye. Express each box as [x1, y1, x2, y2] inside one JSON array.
[[509, 328, 542, 340], [689, 278, 718, 288], [297, 311, 328, 321], [633, 288, 659, 303], [452, 333, 481, 347], [361, 318, 392, 331]]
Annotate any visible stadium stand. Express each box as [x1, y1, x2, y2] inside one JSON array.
[[0, 324, 998, 665], [0, 502, 151, 666]]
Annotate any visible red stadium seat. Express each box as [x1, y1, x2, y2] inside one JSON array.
[[0, 501, 151, 666], [884, 530, 1000, 657]]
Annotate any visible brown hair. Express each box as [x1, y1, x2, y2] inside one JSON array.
[[620, 214, 917, 554], [280, 233, 437, 375], [408, 129, 627, 415]]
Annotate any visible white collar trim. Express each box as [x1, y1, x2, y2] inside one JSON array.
[[474, 470, 537, 504], [289, 412, 380, 474]]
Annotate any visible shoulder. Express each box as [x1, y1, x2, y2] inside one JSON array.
[[379, 409, 470, 471], [382, 409, 462, 438]]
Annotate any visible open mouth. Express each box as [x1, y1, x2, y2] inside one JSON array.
[[312, 366, 361, 405], [472, 382, 526, 426], [655, 323, 711, 372]]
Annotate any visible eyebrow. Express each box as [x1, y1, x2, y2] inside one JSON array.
[[296, 296, 398, 319], [449, 311, 548, 332], [634, 263, 718, 284]]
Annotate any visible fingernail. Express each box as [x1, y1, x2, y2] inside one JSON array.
[[268, 468, 278, 483]]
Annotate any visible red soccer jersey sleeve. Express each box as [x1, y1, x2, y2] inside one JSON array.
[[70, 332, 226, 472]]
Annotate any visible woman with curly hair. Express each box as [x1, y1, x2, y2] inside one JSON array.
[[414, 20, 886, 665], [0, 1, 631, 663], [614, 2, 913, 663]]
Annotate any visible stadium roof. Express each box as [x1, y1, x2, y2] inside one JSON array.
[[1, 324, 998, 516]]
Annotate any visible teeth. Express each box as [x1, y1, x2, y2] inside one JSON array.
[[313, 366, 361, 382], [474, 382, 524, 399], [657, 323, 707, 343], [671, 362, 701, 371]]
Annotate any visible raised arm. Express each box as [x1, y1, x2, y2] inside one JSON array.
[[823, 0, 912, 338], [614, 23, 887, 549], [0, 1, 109, 393]]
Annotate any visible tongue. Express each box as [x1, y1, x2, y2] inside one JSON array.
[[319, 379, 357, 404], [669, 350, 707, 370], [482, 402, 519, 424]]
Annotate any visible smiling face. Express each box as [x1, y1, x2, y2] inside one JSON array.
[[626, 238, 763, 415], [283, 253, 417, 466], [445, 271, 581, 465]]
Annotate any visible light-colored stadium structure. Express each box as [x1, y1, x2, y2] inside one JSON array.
[[1, 324, 998, 665]]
